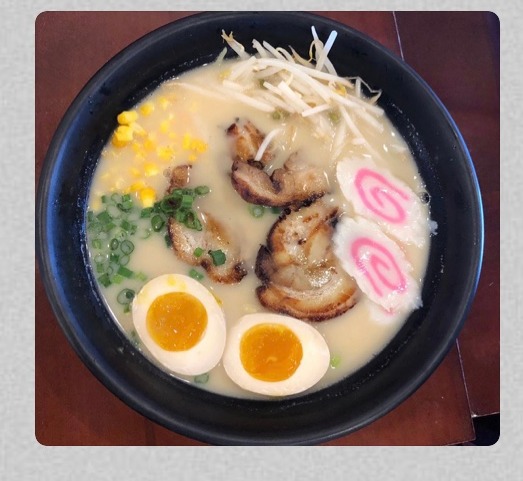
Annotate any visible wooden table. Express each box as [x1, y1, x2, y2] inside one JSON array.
[[35, 11, 499, 445]]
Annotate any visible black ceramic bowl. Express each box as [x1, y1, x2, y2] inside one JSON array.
[[36, 12, 483, 445]]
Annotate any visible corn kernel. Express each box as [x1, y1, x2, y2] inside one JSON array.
[[143, 137, 156, 152], [160, 120, 170, 134], [159, 97, 170, 110], [117, 110, 139, 125], [182, 133, 192, 150], [144, 162, 159, 177], [129, 167, 142, 178], [192, 138, 208, 153], [139, 102, 155, 116], [129, 180, 146, 192], [139, 187, 156, 207], [157, 146, 174, 161], [113, 125, 134, 145]]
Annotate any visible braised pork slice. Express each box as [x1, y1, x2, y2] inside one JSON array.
[[167, 165, 247, 284], [255, 200, 358, 321], [226, 120, 274, 166], [231, 153, 329, 208]]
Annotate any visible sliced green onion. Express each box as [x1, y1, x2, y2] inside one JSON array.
[[94, 253, 105, 264], [111, 193, 122, 204], [330, 354, 341, 369], [120, 219, 135, 232], [96, 210, 112, 224], [123, 304, 131, 314], [189, 268, 204, 281], [114, 229, 128, 241], [101, 222, 116, 233], [164, 233, 172, 247], [194, 373, 209, 384], [248, 204, 265, 218], [88, 222, 102, 234], [193, 247, 204, 258], [117, 266, 133, 278], [110, 274, 125, 285], [181, 188, 196, 197], [270, 206, 282, 215], [87, 211, 95, 222], [195, 185, 210, 196], [91, 239, 102, 249], [175, 209, 188, 223], [101, 195, 109, 204], [109, 252, 119, 263], [119, 254, 130, 266], [106, 204, 122, 219], [98, 273, 111, 288], [110, 238, 119, 250], [193, 218, 203, 231], [140, 207, 153, 218], [120, 239, 134, 254], [133, 271, 148, 282], [180, 194, 194, 209], [151, 215, 165, 232], [117, 288, 135, 305], [208, 249, 226, 266], [95, 263, 105, 274]]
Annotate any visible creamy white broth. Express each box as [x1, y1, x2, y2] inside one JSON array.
[[87, 58, 430, 399]]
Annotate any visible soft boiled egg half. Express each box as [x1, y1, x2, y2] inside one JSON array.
[[223, 313, 331, 396], [132, 273, 226, 376]]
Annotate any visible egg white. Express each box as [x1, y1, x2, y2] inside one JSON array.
[[222, 313, 330, 396], [132, 273, 226, 376]]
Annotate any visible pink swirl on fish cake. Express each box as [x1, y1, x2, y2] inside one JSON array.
[[354, 168, 410, 224], [350, 236, 407, 299], [336, 158, 430, 247], [333, 216, 422, 312]]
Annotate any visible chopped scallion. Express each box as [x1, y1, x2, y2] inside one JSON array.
[[194, 373, 209, 384], [330, 354, 341, 369], [110, 274, 125, 285], [208, 249, 226, 266], [110, 238, 119, 250], [140, 207, 153, 218], [117, 288, 135, 305], [189, 268, 204, 281], [120, 239, 134, 254], [98, 273, 111, 287], [195, 185, 210, 196], [181, 194, 194, 209], [96, 211, 112, 224], [249, 204, 265, 218], [117, 266, 133, 278], [193, 247, 204, 258], [151, 215, 165, 232]]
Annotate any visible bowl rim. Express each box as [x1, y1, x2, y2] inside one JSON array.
[[36, 11, 484, 445]]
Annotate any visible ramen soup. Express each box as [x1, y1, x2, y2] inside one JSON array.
[[86, 29, 434, 399]]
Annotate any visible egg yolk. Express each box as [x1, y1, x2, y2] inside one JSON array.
[[240, 323, 303, 382], [146, 292, 207, 351]]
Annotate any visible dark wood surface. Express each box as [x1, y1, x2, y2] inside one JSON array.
[[35, 11, 499, 446]]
